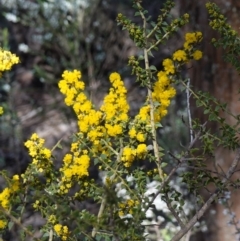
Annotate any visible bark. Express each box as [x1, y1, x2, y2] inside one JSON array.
[[179, 1, 240, 241]]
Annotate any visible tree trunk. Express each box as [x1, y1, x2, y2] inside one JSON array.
[[179, 1, 240, 241]]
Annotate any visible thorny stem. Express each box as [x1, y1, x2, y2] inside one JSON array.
[[147, 26, 177, 53], [92, 139, 138, 238], [19, 186, 29, 225], [171, 147, 240, 241], [186, 78, 193, 142], [165, 195, 185, 228], [146, 14, 167, 39], [145, 122, 207, 212], [136, 2, 163, 179], [146, 22, 161, 39], [102, 139, 119, 156], [0, 206, 41, 241], [91, 194, 107, 238], [49, 229, 53, 241], [181, 80, 237, 121], [91, 141, 122, 238]]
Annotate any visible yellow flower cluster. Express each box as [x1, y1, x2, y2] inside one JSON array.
[[0, 188, 11, 209], [58, 70, 132, 180], [24, 133, 52, 174], [0, 106, 3, 115], [127, 123, 148, 153], [59, 150, 90, 193], [183, 32, 203, 60], [58, 70, 112, 192], [0, 50, 19, 116], [101, 72, 129, 137], [59, 70, 84, 106], [59, 70, 102, 136], [121, 143, 147, 167], [136, 71, 176, 124], [54, 224, 69, 241], [163, 58, 175, 74], [173, 50, 187, 62], [185, 32, 202, 45], [193, 50, 202, 60], [0, 49, 19, 73], [137, 31, 203, 124], [57, 31, 203, 171], [0, 175, 20, 212], [0, 219, 7, 229], [118, 199, 139, 217], [152, 71, 176, 122], [11, 174, 20, 192]]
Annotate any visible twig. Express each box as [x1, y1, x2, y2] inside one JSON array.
[[186, 78, 193, 142], [171, 147, 240, 241], [102, 139, 119, 156], [51, 137, 64, 152], [91, 194, 107, 237], [0, 206, 41, 241], [20, 107, 43, 122], [181, 79, 237, 121], [92, 140, 132, 238], [147, 27, 178, 54], [145, 122, 206, 212], [49, 229, 53, 241], [165, 195, 185, 229]]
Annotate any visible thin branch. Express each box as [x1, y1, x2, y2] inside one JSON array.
[[180, 157, 204, 161], [49, 229, 53, 241], [0, 206, 41, 241], [147, 27, 178, 53], [181, 79, 237, 121], [146, 22, 161, 39], [145, 123, 206, 211], [186, 78, 193, 142], [165, 195, 185, 229], [92, 140, 133, 238], [102, 139, 119, 156], [91, 194, 107, 237], [171, 147, 240, 241]]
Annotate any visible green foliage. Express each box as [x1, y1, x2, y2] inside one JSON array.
[[206, 2, 240, 72]]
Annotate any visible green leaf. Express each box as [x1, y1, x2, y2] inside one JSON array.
[[149, 65, 157, 71], [148, 51, 154, 57], [100, 153, 107, 160], [150, 21, 156, 27], [57, 143, 63, 149], [8, 221, 14, 230], [203, 109, 209, 114], [94, 158, 99, 165], [159, 152, 165, 157], [161, 162, 168, 168], [134, 11, 141, 16], [209, 113, 216, 121], [180, 199, 184, 206]]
